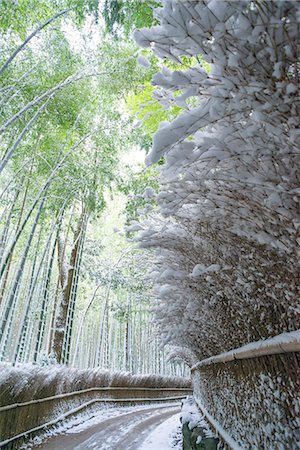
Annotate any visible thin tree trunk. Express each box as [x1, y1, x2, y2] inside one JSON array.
[[12, 224, 43, 363], [47, 277, 60, 355], [22, 250, 50, 363], [0, 174, 29, 303], [125, 316, 129, 372], [0, 133, 90, 279], [139, 299, 142, 373], [0, 185, 21, 266], [13, 206, 64, 364], [0, 72, 104, 134], [0, 158, 32, 201], [0, 65, 38, 108], [125, 294, 131, 372], [0, 9, 70, 77], [72, 279, 102, 366], [96, 247, 132, 367], [0, 97, 51, 173]]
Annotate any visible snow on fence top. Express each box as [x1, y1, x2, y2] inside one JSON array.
[[191, 330, 300, 371]]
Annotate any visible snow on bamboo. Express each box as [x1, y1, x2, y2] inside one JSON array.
[[134, 1, 300, 448]]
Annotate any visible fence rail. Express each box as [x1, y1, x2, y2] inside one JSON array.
[[191, 329, 300, 372], [189, 329, 300, 450], [0, 394, 186, 448], [0, 386, 192, 412], [195, 398, 244, 450]]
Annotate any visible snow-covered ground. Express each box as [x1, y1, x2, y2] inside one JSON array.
[[23, 402, 182, 449], [138, 413, 182, 450]]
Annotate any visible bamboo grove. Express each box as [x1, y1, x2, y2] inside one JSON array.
[[0, 1, 186, 377]]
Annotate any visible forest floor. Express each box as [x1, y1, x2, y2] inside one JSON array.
[[30, 403, 182, 450]]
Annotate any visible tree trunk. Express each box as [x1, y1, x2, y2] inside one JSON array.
[[12, 225, 43, 364], [0, 133, 90, 279], [0, 9, 70, 78], [51, 208, 85, 363], [33, 235, 57, 362], [63, 213, 87, 365]]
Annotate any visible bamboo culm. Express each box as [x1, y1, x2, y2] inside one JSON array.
[[0, 9, 71, 78], [0, 133, 91, 279], [0, 194, 47, 354]]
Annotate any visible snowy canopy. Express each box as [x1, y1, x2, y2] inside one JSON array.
[[134, 0, 300, 359]]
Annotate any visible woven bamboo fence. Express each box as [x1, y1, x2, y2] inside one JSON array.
[[191, 331, 300, 449], [0, 367, 191, 448]]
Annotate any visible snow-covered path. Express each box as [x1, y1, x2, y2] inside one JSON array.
[[35, 404, 181, 450]]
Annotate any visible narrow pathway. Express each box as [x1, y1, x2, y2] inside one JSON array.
[[36, 404, 180, 450]]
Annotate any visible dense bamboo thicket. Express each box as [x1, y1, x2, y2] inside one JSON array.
[[0, 1, 188, 378], [133, 0, 300, 448]]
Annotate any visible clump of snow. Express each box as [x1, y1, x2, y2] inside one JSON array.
[[181, 396, 213, 437], [191, 263, 220, 277]]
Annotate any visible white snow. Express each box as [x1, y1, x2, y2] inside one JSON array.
[[132, 1, 300, 448], [138, 413, 182, 450], [20, 403, 182, 449], [195, 398, 244, 450], [181, 397, 214, 437]]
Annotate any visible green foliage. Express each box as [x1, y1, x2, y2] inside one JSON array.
[[0, 4, 155, 217], [125, 54, 209, 140], [0, 0, 99, 37], [0, 0, 55, 36], [118, 165, 159, 226], [0, 0, 179, 375], [126, 81, 182, 136], [102, 0, 158, 38]]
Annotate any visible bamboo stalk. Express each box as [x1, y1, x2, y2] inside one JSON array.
[[0, 132, 91, 280], [33, 235, 57, 362], [63, 211, 88, 364], [0, 97, 52, 173], [0, 9, 71, 78], [0, 195, 47, 349]]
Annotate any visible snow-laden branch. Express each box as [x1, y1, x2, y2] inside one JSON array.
[[133, 0, 300, 383]]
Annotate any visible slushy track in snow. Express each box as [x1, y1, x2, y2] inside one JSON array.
[[35, 403, 180, 450]]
